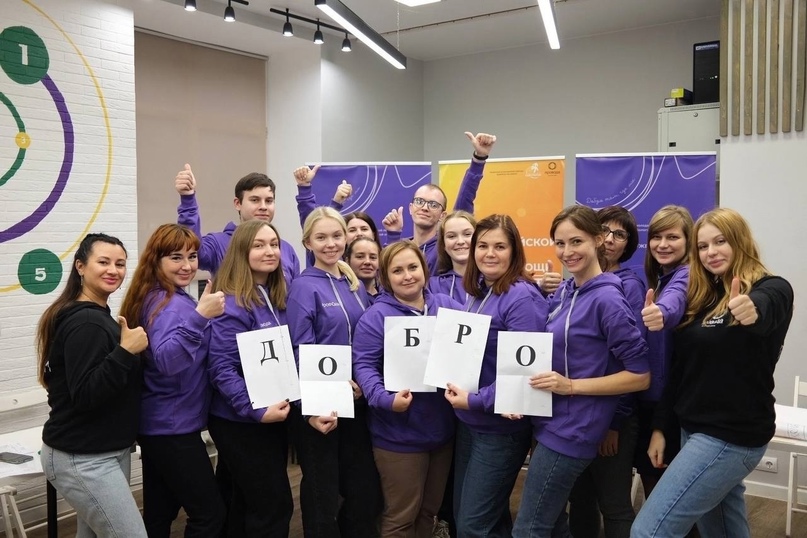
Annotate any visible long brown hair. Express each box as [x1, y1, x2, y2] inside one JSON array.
[[213, 220, 287, 310], [36, 233, 127, 388], [120, 224, 200, 329], [464, 214, 531, 297], [681, 208, 769, 327], [644, 205, 694, 294], [436, 210, 476, 275]]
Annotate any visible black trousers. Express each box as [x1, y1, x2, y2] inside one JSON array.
[[207, 415, 293, 538], [138, 431, 226, 538], [290, 403, 382, 538]]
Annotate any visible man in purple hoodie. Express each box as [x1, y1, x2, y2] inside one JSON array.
[[174, 164, 300, 283]]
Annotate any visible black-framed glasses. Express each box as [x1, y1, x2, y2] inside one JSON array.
[[412, 197, 444, 211], [603, 227, 629, 242]]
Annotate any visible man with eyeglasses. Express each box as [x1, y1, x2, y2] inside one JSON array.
[[383, 132, 496, 274]]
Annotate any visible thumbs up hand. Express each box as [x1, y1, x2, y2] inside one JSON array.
[[118, 316, 148, 354], [465, 131, 497, 157], [382, 206, 404, 233], [293, 164, 320, 187], [538, 259, 562, 294], [641, 289, 664, 331], [196, 280, 226, 319], [728, 277, 758, 325], [333, 180, 352, 204], [174, 163, 196, 195]]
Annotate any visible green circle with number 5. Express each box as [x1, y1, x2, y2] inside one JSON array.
[[0, 26, 49, 85], [18, 249, 62, 295]]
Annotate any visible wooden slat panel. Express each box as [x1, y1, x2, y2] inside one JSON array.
[[744, 0, 754, 134], [796, 0, 806, 130], [771, 0, 780, 132], [732, 0, 742, 135], [721, 0, 730, 136], [783, 0, 794, 131], [758, 0, 768, 134]]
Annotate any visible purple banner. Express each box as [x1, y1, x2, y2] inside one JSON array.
[[575, 153, 717, 269], [310, 163, 431, 242]]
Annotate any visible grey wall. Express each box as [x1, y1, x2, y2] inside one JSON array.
[[423, 16, 720, 199]]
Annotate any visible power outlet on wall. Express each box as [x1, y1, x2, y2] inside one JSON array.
[[755, 456, 778, 473]]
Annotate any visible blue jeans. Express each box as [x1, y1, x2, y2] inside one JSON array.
[[453, 422, 531, 538], [631, 430, 766, 538], [41, 443, 146, 538], [512, 443, 593, 538]]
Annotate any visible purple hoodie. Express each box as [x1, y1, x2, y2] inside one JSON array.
[[353, 290, 461, 452], [418, 159, 485, 274], [207, 288, 287, 423], [456, 279, 549, 434], [533, 273, 649, 459], [177, 193, 300, 282], [140, 288, 212, 435], [640, 264, 689, 402], [428, 270, 468, 305]]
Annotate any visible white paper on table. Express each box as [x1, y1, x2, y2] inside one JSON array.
[[423, 309, 491, 392], [774, 403, 807, 441], [299, 344, 355, 418], [494, 331, 553, 417], [0, 442, 43, 479], [236, 325, 301, 409], [383, 316, 437, 392]]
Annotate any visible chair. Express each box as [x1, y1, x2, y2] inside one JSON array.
[[786, 375, 807, 537], [0, 485, 26, 538]]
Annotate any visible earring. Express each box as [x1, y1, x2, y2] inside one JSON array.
[[79, 274, 84, 287]]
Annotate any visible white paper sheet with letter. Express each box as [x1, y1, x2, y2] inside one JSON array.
[[384, 316, 437, 392], [423, 309, 491, 392], [494, 331, 553, 416], [299, 344, 355, 418], [236, 325, 300, 409]]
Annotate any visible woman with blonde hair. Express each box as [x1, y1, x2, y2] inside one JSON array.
[[635, 205, 694, 497], [120, 224, 226, 537], [287, 206, 382, 537], [429, 210, 477, 304], [206, 219, 294, 536], [632, 208, 793, 537]]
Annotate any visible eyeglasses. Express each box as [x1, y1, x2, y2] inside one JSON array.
[[412, 197, 444, 211], [603, 227, 629, 242]]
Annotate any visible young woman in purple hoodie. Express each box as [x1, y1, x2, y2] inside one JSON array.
[[120, 224, 226, 537], [353, 240, 461, 537], [513, 205, 650, 537], [286, 207, 382, 538], [206, 219, 294, 537], [442, 214, 548, 538], [428, 210, 477, 305], [635, 205, 693, 499]]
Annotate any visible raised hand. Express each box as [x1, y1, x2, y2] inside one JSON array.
[[174, 163, 196, 195], [293, 164, 320, 187], [382, 206, 404, 233], [196, 280, 226, 319], [728, 276, 758, 325], [464, 131, 497, 157], [261, 399, 291, 423], [333, 180, 353, 204], [118, 316, 148, 354], [641, 289, 664, 331], [392, 389, 413, 412]]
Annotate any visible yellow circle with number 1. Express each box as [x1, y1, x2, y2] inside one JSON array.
[[15, 132, 31, 149]]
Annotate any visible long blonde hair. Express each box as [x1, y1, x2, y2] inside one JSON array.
[[681, 208, 769, 327], [644, 205, 694, 294], [303, 207, 360, 292], [213, 220, 287, 310]]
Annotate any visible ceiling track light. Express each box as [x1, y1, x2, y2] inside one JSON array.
[[314, 20, 324, 44], [224, 0, 235, 22], [315, 0, 407, 69], [184, 0, 197, 12], [282, 8, 293, 37], [537, 0, 560, 50], [341, 32, 352, 52]]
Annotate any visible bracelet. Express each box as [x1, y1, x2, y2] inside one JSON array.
[[568, 378, 574, 397], [473, 152, 489, 161]]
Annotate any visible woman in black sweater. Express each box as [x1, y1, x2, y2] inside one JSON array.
[[632, 208, 794, 538], [37, 233, 148, 537]]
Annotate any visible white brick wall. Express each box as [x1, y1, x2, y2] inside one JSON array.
[[0, 0, 137, 404]]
